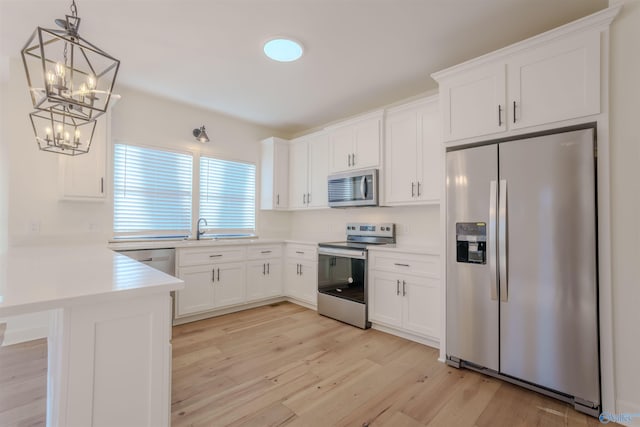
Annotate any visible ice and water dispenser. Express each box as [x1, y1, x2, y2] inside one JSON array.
[[456, 222, 487, 264]]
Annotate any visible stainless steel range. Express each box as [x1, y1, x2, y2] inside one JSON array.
[[317, 223, 395, 329]]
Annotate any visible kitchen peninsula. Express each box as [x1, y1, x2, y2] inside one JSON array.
[[0, 245, 183, 427]]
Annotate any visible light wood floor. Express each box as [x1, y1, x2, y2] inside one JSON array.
[[0, 302, 606, 426]]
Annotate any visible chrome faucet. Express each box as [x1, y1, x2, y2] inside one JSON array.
[[197, 218, 208, 240]]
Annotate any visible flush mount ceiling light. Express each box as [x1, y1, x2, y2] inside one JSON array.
[[21, 0, 120, 155], [263, 38, 303, 62], [193, 126, 210, 143]]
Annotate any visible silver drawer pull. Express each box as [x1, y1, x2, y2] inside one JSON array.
[[394, 263, 410, 267], [261, 250, 272, 254], [209, 254, 223, 258], [296, 251, 304, 254], [138, 258, 153, 262]]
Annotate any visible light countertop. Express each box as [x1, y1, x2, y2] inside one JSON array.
[[0, 245, 184, 317], [108, 238, 319, 251]]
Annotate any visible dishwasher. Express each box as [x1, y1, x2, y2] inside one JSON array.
[[117, 248, 176, 318]]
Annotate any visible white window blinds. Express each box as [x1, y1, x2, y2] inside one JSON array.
[[114, 144, 193, 237], [199, 156, 256, 235]]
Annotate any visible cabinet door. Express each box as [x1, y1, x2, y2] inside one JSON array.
[[298, 260, 318, 306], [368, 271, 402, 328], [284, 259, 303, 300], [417, 99, 442, 202], [58, 116, 107, 200], [307, 133, 329, 208], [440, 62, 506, 142], [352, 117, 381, 170], [263, 260, 283, 298], [246, 260, 268, 302], [508, 31, 600, 130], [328, 126, 353, 173], [273, 142, 290, 209], [175, 265, 216, 316], [288, 141, 309, 209], [402, 275, 440, 338], [213, 262, 246, 308], [384, 106, 419, 204]]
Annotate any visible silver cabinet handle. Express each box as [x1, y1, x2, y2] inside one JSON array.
[[489, 180, 498, 301], [402, 280, 406, 296], [209, 254, 223, 258], [411, 182, 415, 197], [396, 279, 400, 296], [498, 104, 503, 127], [261, 250, 272, 254], [263, 263, 266, 275], [498, 179, 508, 302], [300, 264, 303, 275], [417, 182, 421, 197], [267, 263, 270, 274], [100, 177, 104, 194], [352, 153, 356, 165], [296, 263, 300, 275], [303, 194, 306, 204], [212, 268, 215, 283], [513, 101, 517, 124], [277, 194, 280, 206], [138, 258, 153, 262], [296, 251, 304, 254], [307, 192, 311, 204], [217, 268, 220, 282], [394, 263, 410, 267]]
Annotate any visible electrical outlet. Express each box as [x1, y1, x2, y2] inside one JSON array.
[[28, 220, 41, 234]]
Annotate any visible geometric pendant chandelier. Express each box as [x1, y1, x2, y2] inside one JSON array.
[[21, 0, 119, 155]]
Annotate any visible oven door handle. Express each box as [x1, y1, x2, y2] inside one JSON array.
[[318, 247, 367, 259]]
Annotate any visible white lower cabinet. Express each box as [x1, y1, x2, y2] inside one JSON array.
[[175, 264, 216, 316], [246, 244, 284, 302], [213, 262, 246, 308], [368, 250, 440, 345], [284, 243, 318, 306]]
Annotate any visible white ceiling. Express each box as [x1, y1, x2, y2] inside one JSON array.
[[0, 0, 607, 135]]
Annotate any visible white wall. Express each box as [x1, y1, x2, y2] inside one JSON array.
[[609, 0, 640, 421], [289, 205, 440, 247]]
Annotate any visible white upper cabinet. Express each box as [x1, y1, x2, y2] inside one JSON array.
[[507, 31, 600, 130], [384, 96, 441, 205], [289, 131, 329, 209], [327, 111, 383, 173], [432, 12, 610, 144], [58, 112, 108, 201], [260, 137, 289, 210], [439, 63, 507, 142]]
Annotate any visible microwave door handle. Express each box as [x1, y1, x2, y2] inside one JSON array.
[[360, 176, 367, 199]]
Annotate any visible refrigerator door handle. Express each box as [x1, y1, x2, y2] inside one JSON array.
[[499, 179, 508, 302], [489, 180, 498, 301]]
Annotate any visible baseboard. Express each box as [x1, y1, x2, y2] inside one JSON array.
[[1, 324, 48, 346], [611, 399, 640, 427], [371, 322, 440, 350], [173, 297, 288, 325]]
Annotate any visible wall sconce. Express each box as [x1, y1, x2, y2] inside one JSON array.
[[193, 126, 209, 143]]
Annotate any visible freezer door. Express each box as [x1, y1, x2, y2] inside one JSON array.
[[498, 129, 599, 405], [446, 144, 499, 371]]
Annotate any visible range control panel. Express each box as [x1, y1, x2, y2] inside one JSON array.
[[346, 223, 395, 238], [456, 222, 487, 264]]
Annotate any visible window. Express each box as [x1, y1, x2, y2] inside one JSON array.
[[114, 144, 193, 237], [199, 156, 256, 235]]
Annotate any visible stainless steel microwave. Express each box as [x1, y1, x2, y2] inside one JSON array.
[[327, 169, 378, 208]]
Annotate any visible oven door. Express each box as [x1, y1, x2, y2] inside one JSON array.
[[318, 247, 367, 304]]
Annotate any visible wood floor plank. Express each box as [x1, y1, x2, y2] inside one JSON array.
[[1, 302, 614, 427]]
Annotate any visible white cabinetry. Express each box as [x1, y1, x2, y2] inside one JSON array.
[[384, 96, 441, 205], [260, 137, 289, 210], [284, 243, 318, 306], [289, 131, 329, 209], [246, 245, 283, 301], [58, 112, 109, 200], [368, 249, 440, 346], [327, 111, 383, 173], [434, 28, 601, 144], [175, 246, 246, 318]]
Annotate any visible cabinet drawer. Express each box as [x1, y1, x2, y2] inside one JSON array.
[[370, 252, 439, 278], [247, 245, 283, 260], [178, 246, 246, 267], [286, 244, 317, 261]]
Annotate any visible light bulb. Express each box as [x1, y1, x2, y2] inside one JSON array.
[[46, 71, 55, 88], [87, 74, 96, 90], [79, 83, 87, 95], [55, 62, 65, 78], [64, 131, 70, 142], [74, 129, 80, 142], [45, 127, 52, 137]]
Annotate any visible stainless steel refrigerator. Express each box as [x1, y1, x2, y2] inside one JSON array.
[[446, 127, 600, 416]]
